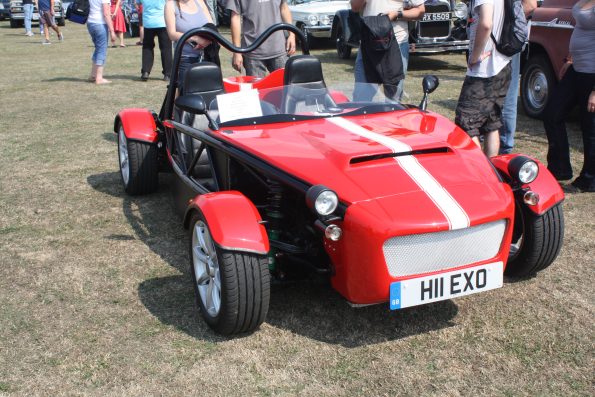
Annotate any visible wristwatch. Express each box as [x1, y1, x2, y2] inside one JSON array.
[[397, 10, 404, 20]]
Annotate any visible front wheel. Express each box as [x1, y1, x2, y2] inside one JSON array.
[[521, 54, 556, 120], [506, 203, 564, 277], [189, 212, 270, 335], [117, 125, 158, 195], [57, 17, 65, 26]]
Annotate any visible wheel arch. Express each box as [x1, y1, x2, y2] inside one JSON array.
[[491, 155, 565, 216], [184, 191, 270, 255], [115, 108, 159, 144]]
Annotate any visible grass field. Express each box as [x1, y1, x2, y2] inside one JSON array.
[[0, 21, 593, 396]]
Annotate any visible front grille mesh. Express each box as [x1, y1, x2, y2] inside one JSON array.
[[383, 220, 506, 278]]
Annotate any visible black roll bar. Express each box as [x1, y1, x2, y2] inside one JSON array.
[[160, 23, 310, 121]]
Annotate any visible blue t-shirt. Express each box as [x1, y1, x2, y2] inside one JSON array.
[[138, 0, 166, 28], [38, 0, 51, 11]]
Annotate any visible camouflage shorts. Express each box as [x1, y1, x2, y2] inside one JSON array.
[[455, 63, 512, 137]]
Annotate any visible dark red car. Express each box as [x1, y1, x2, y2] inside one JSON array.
[[521, 0, 577, 119]]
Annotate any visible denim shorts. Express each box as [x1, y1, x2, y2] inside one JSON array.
[[87, 23, 109, 66]]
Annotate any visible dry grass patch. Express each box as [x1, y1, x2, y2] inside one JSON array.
[[0, 22, 593, 396]]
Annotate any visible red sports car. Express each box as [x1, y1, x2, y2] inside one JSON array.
[[115, 24, 564, 335]]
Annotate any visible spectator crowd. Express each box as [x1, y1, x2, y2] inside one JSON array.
[[17, 0, 595, 192]]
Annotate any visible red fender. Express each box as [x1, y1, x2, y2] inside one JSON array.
[[492, 155, 564, 215], [184, 191, 270, 255], [114, 108, 158, 143]]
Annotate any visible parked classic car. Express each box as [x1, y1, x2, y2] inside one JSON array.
[[520, 0, 576, 119], [0, 0, 11, 20], [288, 0, 350, 47], [115, 24, 564, 335], [334, 0, 469, 59], [9, 0, 65, 28]]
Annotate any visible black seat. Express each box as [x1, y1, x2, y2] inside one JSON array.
[[178, 62, 225, 180], [280, 55, 335, 114]]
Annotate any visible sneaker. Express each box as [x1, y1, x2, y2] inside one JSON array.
[[58, 32, 64, 41], [141, 72, 149, 81], [163, 75, 170, 82], [42, 40, 51, 45], [26, 31, 34, 36]]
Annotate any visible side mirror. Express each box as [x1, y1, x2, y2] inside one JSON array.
[[175, 94, 207, 115], [419, 75, 439, 111], [422, 75, 439, 94]]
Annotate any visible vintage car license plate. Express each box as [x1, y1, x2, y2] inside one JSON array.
[[33, 13, 39, 20], [422, 12, 451, 22], [390, 262, 503, 310]]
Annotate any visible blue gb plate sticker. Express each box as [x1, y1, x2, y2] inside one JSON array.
[[390, 281, 401, 310]]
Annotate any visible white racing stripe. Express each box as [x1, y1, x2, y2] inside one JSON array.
[[328, 117, 470, 230]]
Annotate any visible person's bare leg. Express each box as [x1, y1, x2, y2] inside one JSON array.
[[118, 32, 125, 46], [472, 136, 482, 149], [95, 65, 111, 84], [483, 130, 500, 157], [43, 23, 50, 42], [89, 63, 99, 81]]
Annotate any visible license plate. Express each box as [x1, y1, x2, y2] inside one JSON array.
[[390, 262, 503, 310], [33, 13, 39, 20], [422, 12, 451, 22]]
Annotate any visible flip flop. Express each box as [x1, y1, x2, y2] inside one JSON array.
[[120, 44, 126, 48]]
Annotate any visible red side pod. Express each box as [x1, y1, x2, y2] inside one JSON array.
[[491, 155, 565, 215], [115, 108, 158, 143], [185, 191, 270, 255]]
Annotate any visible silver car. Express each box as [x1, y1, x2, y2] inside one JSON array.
[[288, 0, 350, 46]]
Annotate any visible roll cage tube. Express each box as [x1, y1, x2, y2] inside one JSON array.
[[159, 23, 310, 121]]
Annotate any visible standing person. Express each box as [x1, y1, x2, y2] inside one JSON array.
[[350, 0, 425, 102], [499, 0, 537, 154], [138, 0, 172, 81], [87, 0, 117, 83], [225, 0, 296, 78], [23, 0, 34, 36], [135, 0, 144, 45], [205, 0, 217, 25], [165, 0, 212, 90], [454, 0, 511, 157], [543, 0, 595, 192], [38, 0, 63, 44], [111, 0, 127, 47]]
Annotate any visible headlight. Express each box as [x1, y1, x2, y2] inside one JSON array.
[[453, 2, 468, 18], [306, 185, 339, 216], [320, 14, 330, 25], [508, 157, 539, 184], [308, 14, 318, 26]]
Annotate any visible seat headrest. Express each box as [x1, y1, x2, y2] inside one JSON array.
[[183, 62, 223, 96], [283, 55, 324, 86]]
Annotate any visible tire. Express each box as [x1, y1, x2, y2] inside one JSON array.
[[189, 212, 270, 335], [117, 125, 158, 195], [9, 19, 19, 28], [521, 54, 556, 120], [57, 17, 65, 26], [336, 25, 352, 59], [506, 202, 564, 277]]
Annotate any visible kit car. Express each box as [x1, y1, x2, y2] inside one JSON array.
[[114, 25, 565, 335]]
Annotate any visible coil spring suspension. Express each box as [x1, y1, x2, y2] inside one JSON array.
[[266, 181, 284, 271]]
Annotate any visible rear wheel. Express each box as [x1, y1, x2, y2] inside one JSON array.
[[336, 25, 352, 59], [9, 19, 19, 28], [506, 203, 564, 277], [521, 54, 556, 120], [189, 212, 270, 335], [117, 125, 158, 195], [57, 17, 65, 26]]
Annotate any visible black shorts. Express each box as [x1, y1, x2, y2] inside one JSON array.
[[455, 63, 512, 137]]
